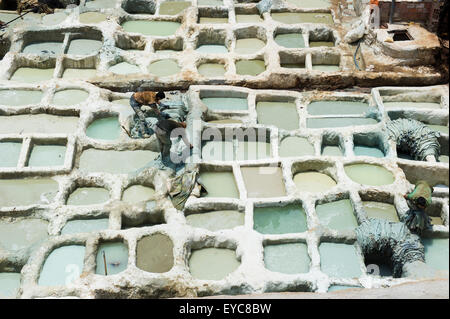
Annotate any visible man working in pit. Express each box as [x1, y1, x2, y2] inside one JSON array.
[[129, 90, 166, 138], [403, 180, 433, 235], [17, 0, 64, 14]]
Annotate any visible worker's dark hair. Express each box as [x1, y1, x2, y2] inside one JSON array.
[[156, 91, 166, 100], [415, 197, 427, 208]]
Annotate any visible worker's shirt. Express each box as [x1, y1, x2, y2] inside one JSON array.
[[133, 91, 158, 106], [406, 180, 433, 206]]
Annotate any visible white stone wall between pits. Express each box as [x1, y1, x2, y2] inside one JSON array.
[[0, 81, 448, 298]]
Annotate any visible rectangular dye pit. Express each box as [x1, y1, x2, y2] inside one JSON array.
[[253, 204, 307, 234], [202, 141, 234, 161], [316, 199, 358, 231], [319, 243, 362, 278], [0, 114, 79, 134], [199, 171, 240, 198], [307, 101, 369, 116], [256, 101, 299, 130], [236, 141, 272, 161], [10, 67, 55, 83], [307, 117, 379, 129], [26, 144, 67, 167], [189, 248, 240, 280], [136, 234, 174, 273], [0, 218, 49, 251], [362, 201, 399, 222], [61, 218, 109, 235], [186, 210, 244, 231], [121, 21, 181, 36], [264, 243, 310, 274], [0, 90, 42, 106], [271, 12, 334, 24], [0, 178, 58, 207], [79, 149, 158, 174], [241, 167, 286, 198], [0, 142, 22, 167], [0, 273, 21, 298], [422, 238, 449, 271], [96, 242, 128, 276], [279, 136, 315, 157], [201, 97, 248, 111]]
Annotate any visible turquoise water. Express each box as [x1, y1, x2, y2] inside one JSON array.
[[96, 242, 129, 275], [0, 142, 22, 167], [274, 33, 305, 48], [279, 137, 315, 157], [422, 238, 449, 271], [0, 273, 21, 298], [201, 97, 248, 111], [254, 204, 307, 234], [86, 117, 121, 140], [0, 90, 42, 106], [319, 243, 361, 278], [264, 243, 310, 274], [316, 200, 358, 231], [353, 146, 385, 158], [307, 118, 378, 128], [307, 101, 369, 116], [38, 245, 85, 286], [61, 219, 109, 235], [196, 45, 228, 53], [27, 145, 66, 167]]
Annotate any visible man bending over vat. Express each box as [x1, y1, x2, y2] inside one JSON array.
[[129, 90, 166, 138], [403, 180, 433, 235]]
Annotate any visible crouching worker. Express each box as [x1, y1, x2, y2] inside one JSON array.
[[129, 90, 166, 138], [403, 180, 433, 235]]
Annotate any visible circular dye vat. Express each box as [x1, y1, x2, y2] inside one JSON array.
[[52, 89, 89, 106], [136, 234, 174, 273], [66, 187, 110, 206], [148, 59, 180, 77], [198, 63, 226, 77], [235, 38, 266, 54], [86, 117, 121, 140], [235, 60, 266, 76], [344, 164, 394, 186], [109, 62, 141, 75], [189, 248, 240, 280], [121, 21, 181, 36], [293, 172, 337, 193], [122, 185, 156, 204]]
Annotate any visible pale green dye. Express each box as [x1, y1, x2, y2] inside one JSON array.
[[439, 155, 449, 163], [422, 238, 449, 271], [254, 204, 307, 234], [79, 149, 158, 174], [309, 41, 334, 47], [196, 44, 228, 53], [96, 242, 128, 275], [383, 102, 441, 109], [307, 101, 369, 116], [256, 101, 299, 130], [427, 124, 449, 135], [198, 63, 226, 77], [42, 12, 67, 25], [236, 141, 272, 161], [235, 60, 266, 76], [312, 65, 340, 72], [319, 243, 361, 278], [322, 146, 343, 156], [199, 171, 239, 198], [86, 0, 117, 9], [279, 137, 315, 157], [86, 117, 120, 140], [264, 243, 310, 274], [137, 234, 174, 273], [0, 114, 79, 134], [61, 218, 109, 235], [121, 21, 181, 36], [27, 145, 66, 167], [186, 210, 244, 231], [328, 285, 355, 292], [287, 0, 330, 9], [109, 62, 141, 75], [207, 119, 243, 124], [38, 245, 85, 286], [354, 146, 385, 158], [79, 12, 107, 24], [271, 12, 333, 24], [199, 17, 228, 24], [66, 187, 110, 206], [52, 89, 89, 106], [0, 90, 42, 106], [236, 14, 263, 23], [202, 141, 234, 161], [189, 248, 240, 280], [62, 68, 97, 79], [201, 97, 248, 111], [241, 166, 286, 198], [362, 201, 399, 222], [0, 142, 22, 167], [294, 172, 337, 193], [122, 185, 156, 204], [148, 59, 180, 76], [67, 39, 103, 55], [0, 218, 48, 251], [22, 42, 63, 55], [307, 117, 378, 128], [316, 200, 358, 231], [344, 164, 394, 186], [235, 38, 265, 54], [0, 273, 21, 299], [159, 2, 191, 15], [10, 68, 54, 83], [274, 33, 305, 48]]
